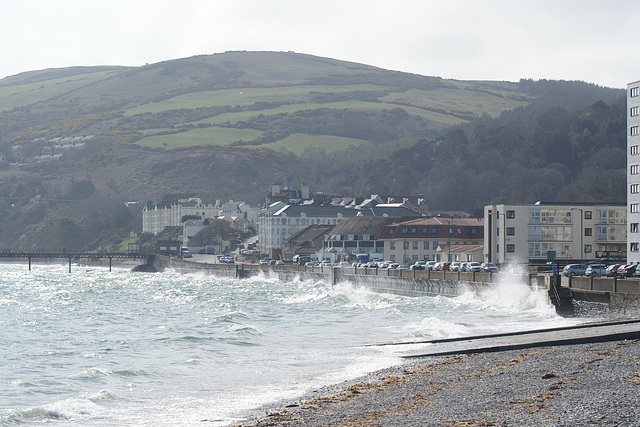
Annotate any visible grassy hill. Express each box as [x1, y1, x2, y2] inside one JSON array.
[[0, 51, 539, 151], [0, 51, 626, 250]]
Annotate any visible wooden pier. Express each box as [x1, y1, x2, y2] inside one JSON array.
[[0, 250, 147, 272]]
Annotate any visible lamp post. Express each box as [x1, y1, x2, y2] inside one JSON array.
[[447, 221, 451, 262], [570, 208, 584, 265], [437, 215, 451, 262]]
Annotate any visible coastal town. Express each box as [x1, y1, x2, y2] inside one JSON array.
[[141, 181, 627, 273]]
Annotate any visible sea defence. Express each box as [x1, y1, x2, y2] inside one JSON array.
[[152, 256, 514, 299], [148, 256, 640, 314]]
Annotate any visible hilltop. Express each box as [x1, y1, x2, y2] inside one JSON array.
[[0, 51, 626, 250]]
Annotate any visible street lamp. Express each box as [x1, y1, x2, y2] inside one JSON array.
[[570, 208, 583, 265], [437, 215, 451, 262]]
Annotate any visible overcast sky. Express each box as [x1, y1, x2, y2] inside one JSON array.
[[1, 0, 637, 88]]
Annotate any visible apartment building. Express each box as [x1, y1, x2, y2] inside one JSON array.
[[378, 217, 484, 264], [628, 80, 640, 263], [484, 203, 627, 265]]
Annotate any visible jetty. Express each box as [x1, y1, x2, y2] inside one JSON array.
[[0, 250, 148, 272]]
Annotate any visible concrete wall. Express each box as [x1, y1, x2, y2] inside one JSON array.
[[569, 275, 640, 296]]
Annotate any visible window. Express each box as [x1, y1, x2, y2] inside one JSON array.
[[584, 228, 592, 236], [432, 227, 438, 234], [632, 106, 640, 117], [412, 254, 418, 260], [496, 228, 499, 236], [402, 227, 408, 234], [631, 243, 639, 252], [632, 204, 640, 213], [632, 145, 640, 155], [403, 240, 409, 249], [422, 227, 428, 234], [506, 210, 515, 219], [632, 184, 640, 194], [390, 255, 396, 262], [631, 223, 639, 233], [433, 241, 439, 249], [412, 241, 418, 250], [456, 228, 462, 234], [584, 244, 592, 253], [506, 227, 515, 236], [388, 228, 395, 235], [632, 126, 640, 136], [471, 228, 478, 235], [631, 87, 640, 97], [632, 165, 640, 175], [423, 241, 429, 250], [390, 242, 396, 250], [411, 227, 417, 234], [506, 244, 515, 253], [584, 211, 592, 220]]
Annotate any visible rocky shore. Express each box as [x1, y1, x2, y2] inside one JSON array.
[[236, 337, 640, 426]]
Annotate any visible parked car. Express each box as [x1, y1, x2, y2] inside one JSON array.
[[259, 258, 271, 265], [606, 264, 621, 277], [616, 264, 637, 278], [562, 264, 587, 277], [438, 262, 451, 271], [425, 261, 437, 271], [450, 262, 462, 272], [480, 262, 499, 273], [467, 262, 482, 272], [585, 264, 608, 277], [274, 260, 285, 265]]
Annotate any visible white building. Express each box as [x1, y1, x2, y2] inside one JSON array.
[[484, 203, 627, 266], [142, 198, 219, 234], [219, 201, 259, 230], [628, 80, 640, 263]]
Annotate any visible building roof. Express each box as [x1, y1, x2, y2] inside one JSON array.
[[329, 217, 396, 236], [379, 217, 484, 240], [284, 224, 334, 256]]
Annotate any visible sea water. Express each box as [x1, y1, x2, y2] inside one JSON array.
[[0, 263, 581, 426]]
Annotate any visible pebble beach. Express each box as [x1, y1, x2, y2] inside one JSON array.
[[237, 338, 640, 426]]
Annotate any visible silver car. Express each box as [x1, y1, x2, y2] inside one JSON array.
[[585, 264, 607, 277]]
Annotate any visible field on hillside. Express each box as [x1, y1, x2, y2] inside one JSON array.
[[0, 70, 116, 112], [265, 133, 367, 154], [136, 127, 264, 148], [122, 84, 388, 115]]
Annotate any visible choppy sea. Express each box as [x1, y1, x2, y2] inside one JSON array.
[[0, 263, 583, 426]]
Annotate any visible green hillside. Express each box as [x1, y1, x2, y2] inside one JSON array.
[[0, 51, 538, 152], [0, 51, 626, 251]]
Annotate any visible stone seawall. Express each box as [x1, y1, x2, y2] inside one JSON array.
[[156, 256, 504, 298]]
